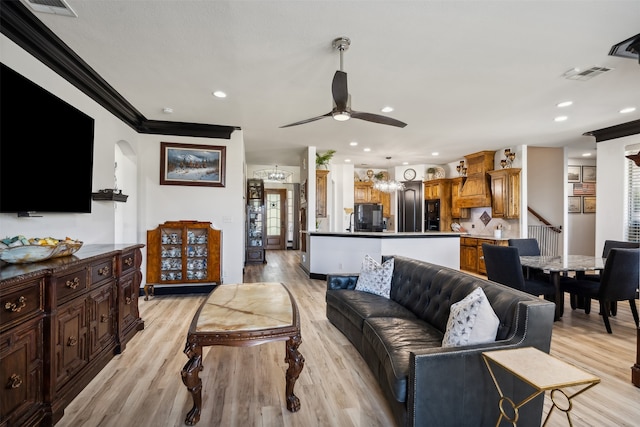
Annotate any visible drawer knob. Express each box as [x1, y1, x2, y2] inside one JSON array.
[[98, 266, 110, 276], [67, 336, 77, 347], [8, 374, 23, 389], [66, 277, 80, 289], [124, 257, 133, 266], [125, 296, 132, 305], [4, 296, 26, 313]]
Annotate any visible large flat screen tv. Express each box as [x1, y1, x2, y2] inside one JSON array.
[[0, 63, 95, 214]]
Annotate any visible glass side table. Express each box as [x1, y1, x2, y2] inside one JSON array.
[[482, 347, 600, 426]]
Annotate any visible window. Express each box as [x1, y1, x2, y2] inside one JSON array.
[[625, 153, 640, 242]]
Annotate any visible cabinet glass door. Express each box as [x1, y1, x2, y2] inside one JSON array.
[[248, 204, 264, 248], [185, 227, 208, 280], [160, 227, 183, 282]]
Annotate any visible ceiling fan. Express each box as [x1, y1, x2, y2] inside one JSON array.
[[280, 37, 407, 129]]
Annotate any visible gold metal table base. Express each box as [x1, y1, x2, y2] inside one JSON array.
[[482, 347, 600, 427]]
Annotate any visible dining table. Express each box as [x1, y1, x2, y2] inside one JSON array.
[[519, 255, 606, 321]]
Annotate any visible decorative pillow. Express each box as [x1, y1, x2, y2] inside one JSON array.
[[442, 287, 499, 348], [354, 255, 394, 298]]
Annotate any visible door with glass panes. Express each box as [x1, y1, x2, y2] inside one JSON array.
[[265, 189, 287, 249]]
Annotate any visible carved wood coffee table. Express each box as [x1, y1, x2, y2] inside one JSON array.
[[181, 282, 304, 425]]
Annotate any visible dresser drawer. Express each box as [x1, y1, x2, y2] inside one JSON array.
[[461, 237, 478, 246], [120, 250, 137, 275], [1, 278, 44, 330], [56, 268, 89, 303], [90, 257, 115, 286]]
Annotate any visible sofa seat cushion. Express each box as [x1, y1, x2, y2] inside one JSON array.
[[362, 316, 444, 403], [326, 289, 417, 331]]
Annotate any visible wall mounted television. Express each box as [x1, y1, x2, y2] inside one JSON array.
[[0, 63, 95, 215]]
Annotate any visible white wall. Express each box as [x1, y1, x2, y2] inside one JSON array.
[[595, 134, 640, 255], [1, 34, 245, 285]]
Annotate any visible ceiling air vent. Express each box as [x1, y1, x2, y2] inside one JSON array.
[[24, 0, 77, 17], [562, 66, 613, 81]]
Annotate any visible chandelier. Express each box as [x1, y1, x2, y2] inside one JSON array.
[[253, 165, 292, 182], [372, 158, 405, 193]]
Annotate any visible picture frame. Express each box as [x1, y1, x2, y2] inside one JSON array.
[[581, 165, 596, 183], [568, 196, 581, 213], [572, 182, 596, 196], [567, 165, 581, 183], [160, 142, 226, 187], [583, 196, 596, 213]]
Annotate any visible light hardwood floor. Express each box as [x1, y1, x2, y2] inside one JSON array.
[[56, 250, 640, 427]]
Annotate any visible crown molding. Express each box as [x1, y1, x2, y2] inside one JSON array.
[[0, 0, 235, 139], [584, 119, 640, 143]]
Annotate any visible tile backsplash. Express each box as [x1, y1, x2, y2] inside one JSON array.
[[457, 208, 519, 238]]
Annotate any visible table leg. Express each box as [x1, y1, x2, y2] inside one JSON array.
[[181, 340, 203, 425], [551, 272, 562, 320], [284, 333, 304, 412]]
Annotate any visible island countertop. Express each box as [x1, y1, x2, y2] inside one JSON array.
[[304, 231, 463, 238]]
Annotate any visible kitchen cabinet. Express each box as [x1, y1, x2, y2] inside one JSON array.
[[246, 178, 266, 264], [354, 181, 390, 217], [146, 221, 223, 297], [0, 244, 144, 426], [423, 178, 452, 231], [460, 237, 508, 274], [316, 170, 329, 218], [489, 168, 521, 219], [450, 177, 470, 219]]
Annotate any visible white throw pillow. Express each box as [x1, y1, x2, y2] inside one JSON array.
[[354, 255, 394, 298], [442, 287, 499, 348]]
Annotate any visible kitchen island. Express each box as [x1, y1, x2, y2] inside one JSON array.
[[301, 231, 461, 278]]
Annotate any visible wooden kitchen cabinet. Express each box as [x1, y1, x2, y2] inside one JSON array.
[[0, 244, 145, 426], [354, 181, 389, 216], [146, 220, 222, 297], [489, 168, 521, 219], [424, 178, 452, 232], [450, 177, 470, 219], [316, 169, 329, 218], [460, 237, 508, 274]]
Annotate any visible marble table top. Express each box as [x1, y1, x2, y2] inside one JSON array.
[[520, 255, 605, 272], [195, 282, 293, 333]]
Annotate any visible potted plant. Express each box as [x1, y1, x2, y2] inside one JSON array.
[[316, 150, 336, 169], [427, 167, 436, 180]]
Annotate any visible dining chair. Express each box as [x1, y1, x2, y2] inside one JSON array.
[[562, 248, 640, 334], [582, 240, 640, 282], [482, 243, 556, 300]]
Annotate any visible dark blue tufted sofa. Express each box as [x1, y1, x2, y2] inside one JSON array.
[[326, 255, 555, 427]]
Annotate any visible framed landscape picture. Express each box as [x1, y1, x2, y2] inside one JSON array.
[[582, 165, 596, 183], [160, 142, 226, 187], [567, 165, 581, 183], [583, 196, 596, 213], [568, 196, 581, 213]]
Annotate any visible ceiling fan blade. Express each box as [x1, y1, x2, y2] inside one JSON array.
[[280, 112, 332, 128], [332, 71, 349, 111], [350, 111, 407, 128]]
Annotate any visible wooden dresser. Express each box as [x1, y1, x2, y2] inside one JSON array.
[[0, 244, 144, 426]]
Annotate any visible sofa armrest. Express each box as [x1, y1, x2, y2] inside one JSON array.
[[407, 299, 555, 427], [326, 274, 359, 290]]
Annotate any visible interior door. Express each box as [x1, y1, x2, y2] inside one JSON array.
[[265, 189, 287, 250]]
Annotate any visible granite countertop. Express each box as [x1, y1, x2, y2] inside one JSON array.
[[460, 233, 511, 241]]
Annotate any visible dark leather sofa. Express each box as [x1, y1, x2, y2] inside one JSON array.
[[326, 255, 555, 427]]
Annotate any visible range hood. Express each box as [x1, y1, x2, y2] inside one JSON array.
[[457, 150, 495, 208]]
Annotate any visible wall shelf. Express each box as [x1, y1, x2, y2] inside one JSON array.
[[92, 189, 129, 202]]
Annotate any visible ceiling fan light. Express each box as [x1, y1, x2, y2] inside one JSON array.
[[333, 111, 351, 121]]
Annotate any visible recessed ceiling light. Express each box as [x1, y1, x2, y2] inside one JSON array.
[[431, 152, 439, 156], [363, 148, 371, 152], [381, 106, 394, 113], [162, 107, 173, 114], [349, 141, 358, 146], [554, 116, 568, 122], [344, 159, 352, 163], [582, 153, 592, 157], [402, 161, 409, 165], [620, 107, 636, 114], [212, 90, 227, 98], [557, 101, 573, 108]]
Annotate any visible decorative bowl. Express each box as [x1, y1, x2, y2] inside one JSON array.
[[0, 240, 83, 264]]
